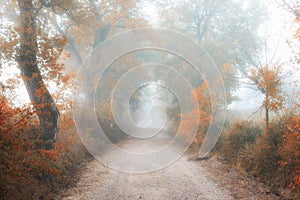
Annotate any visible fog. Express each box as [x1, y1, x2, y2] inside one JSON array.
[[1, 0, 299, 170]]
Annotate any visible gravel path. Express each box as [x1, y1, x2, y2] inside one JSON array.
[[59, 133, 234, 200], [60, 156, 233, 200], [58, 128, 285, 200]]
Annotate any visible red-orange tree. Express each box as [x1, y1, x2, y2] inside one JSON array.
[[17, 0, 61, 147], [179, 84, 211, 147], [248, 65, 284, 134], [2, 0, 80, 147]]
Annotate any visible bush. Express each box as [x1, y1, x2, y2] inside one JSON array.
[[220, 121, 262, 164], [279, 115, 300, 192], [238, 118, 285, 179], [220, 116, 300, 197], [0, 97, 88, 199]]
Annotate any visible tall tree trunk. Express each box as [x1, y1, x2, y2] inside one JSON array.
[[17, 0, 59, 148]]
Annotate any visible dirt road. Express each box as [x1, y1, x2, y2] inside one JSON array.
[[60, 156, 233, 200], [59, 131, 279, 200]]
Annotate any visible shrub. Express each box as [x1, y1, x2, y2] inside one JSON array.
[[220, 121, 262, 164], [225, 116, 300, 197], [279, 115, 300, 192], [238, 118, 285, 176], [0, 97, 86, 199]]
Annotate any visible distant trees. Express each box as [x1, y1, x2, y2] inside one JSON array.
[[159, 0, 267, 147], [155, 0, 268, 120], [160, 0, 266, 78]]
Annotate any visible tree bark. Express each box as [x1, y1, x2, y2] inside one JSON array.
[[17, 0, 60, 148], [93, 24, 111, 48], [265, 94, 269, 135]]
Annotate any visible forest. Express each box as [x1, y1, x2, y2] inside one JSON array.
[[1, 0, 300, 199]]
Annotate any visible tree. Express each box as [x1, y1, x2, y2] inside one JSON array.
[[277, 0, 300, 18], [50, 0, 148, 121], [180, 84, 211, 149], [4, 0, 140, 147], [51, 0, 146, 69], [232, 0, 298, 135], [248, 65, 284, 134], [17, 0, 62, 147], [179, 64, 231, 152], [231, 29, 286, 134]]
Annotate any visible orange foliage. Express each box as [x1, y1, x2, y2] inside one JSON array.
[[180, 83, 211, 148], [250, 65, 284, 110], [0, 97, 73, 199], [280, 115, 300, 191]]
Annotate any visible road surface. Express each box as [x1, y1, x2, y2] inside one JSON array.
[[59, 130, 279, 200]]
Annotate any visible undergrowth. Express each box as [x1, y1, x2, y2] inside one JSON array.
[[0, 96, 89, 199], [217, 116, 300, 198]]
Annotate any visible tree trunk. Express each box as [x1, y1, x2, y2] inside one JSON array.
[[93, 24, 111, 48], [17, 0, 60, 148], [265, 94, 269, 135]]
